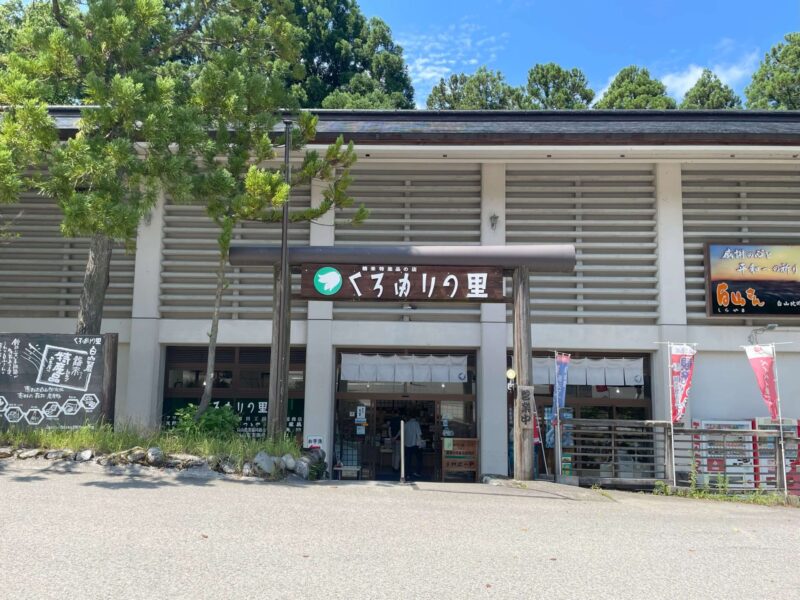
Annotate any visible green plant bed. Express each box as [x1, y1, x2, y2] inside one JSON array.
[[0, 408, 301, 470], [653, 480, 798, 507]]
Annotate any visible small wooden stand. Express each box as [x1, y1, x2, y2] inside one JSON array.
[[442, 438, 479, 482]]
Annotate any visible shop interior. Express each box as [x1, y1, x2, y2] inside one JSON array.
[[334, 350, 479, 482], [334, 397, 477, 482]]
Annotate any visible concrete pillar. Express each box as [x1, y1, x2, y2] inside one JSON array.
[[653, 163, 688, 422], [303, 179, 337, 468], [478, 163, 509, 475], [122, 194, 165, 429]]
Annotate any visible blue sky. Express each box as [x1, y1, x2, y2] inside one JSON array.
[[359, 0, 800, 107]]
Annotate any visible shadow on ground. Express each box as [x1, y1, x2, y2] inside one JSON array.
[[0, 457, 326, 491]]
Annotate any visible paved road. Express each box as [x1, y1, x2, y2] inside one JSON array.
[[1, 459, 798, 600]]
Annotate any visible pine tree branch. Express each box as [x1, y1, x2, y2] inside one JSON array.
[[147, 1, 218, 59], [51, 0, 67, 28]]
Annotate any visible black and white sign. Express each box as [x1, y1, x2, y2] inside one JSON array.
[[0, 333, 117, 429]]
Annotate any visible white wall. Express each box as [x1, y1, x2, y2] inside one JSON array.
[[9, 152, 800, 479], [113, 343, 130, 422], [690, 351, 800, 422]]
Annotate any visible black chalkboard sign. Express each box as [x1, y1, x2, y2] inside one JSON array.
[[0, 333, 117, 429]]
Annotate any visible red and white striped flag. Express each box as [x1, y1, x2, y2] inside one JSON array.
[[744, 345, 779, 420], [669, 344, 696, 423]]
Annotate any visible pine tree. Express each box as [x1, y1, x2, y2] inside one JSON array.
[[746, 33, 800, 109], [680, 69, 741, 109], [521, 63, 594, 109], [427, 67, 521, 110], [594, 66, 676, 109]]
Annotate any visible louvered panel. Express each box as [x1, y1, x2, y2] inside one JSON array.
[[333, 164, 482, 323], [159, 186, 311, 319], [506, 165, 658, 325], [0, 194, 134, 318], [682, 166, 800, 325]]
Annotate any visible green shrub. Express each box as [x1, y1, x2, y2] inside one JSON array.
[[173, 405, 241, 437], [653, 480, 670, 496]]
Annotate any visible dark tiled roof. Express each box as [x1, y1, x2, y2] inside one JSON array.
[[44, 106, 800, 146]]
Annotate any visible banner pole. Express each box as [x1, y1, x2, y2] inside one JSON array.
[[670, 421, 677, 487], [531, 393, 549, 477], [552, 350, 565, 480], [665, 342, 677, 487], [555, 410, 562, 478], [400, 419, 406, 484], [772, 344, 789, 500]]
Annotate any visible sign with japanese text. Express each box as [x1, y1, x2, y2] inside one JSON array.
[[518, 385, 535, 431], [301, 264, 505, 302], [162, 398, 304, 439], [744, 345, 779, 420], [669, 343, 696, 423], [304, 434, 325, 449], [0, 333, 117, 429], [441, 437, 478, 481], [552, 352, 570, 423], [706, 243, 800, 316]]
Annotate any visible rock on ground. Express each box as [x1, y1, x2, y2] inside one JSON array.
[[282, 453, 296, 471], [294, 456, 311, 479], [127, 448, 147, 464], [166, 453, 204, 469], [146, 447, 164, 466], [0, 447, 16, 458], [253, 452, 279, 477], [17, 448, 43, 459], [46, 449, 74, 460], [74, 449, 94, 462]]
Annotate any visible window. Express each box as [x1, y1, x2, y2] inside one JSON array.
[[162, 346, 306, 438]]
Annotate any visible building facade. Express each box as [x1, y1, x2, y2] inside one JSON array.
[[1, 109, 799, 479]]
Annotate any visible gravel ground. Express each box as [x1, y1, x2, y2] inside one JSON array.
[[1, 458, 798, 600]]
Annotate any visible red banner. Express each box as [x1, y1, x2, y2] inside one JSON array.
[[744, 345, 779, 419], [669, 344, 696, 423]]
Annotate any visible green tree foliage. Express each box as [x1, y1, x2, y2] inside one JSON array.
[[0, 2, 58, 206], [746, 33, 800, 109], [186, 14, 365, 417], [520, 63, 594, 109], [0, 0, 210, 334], [0, 1, 23, 54], [0, 0, 368, 341], [426, 67, 520, 110], [594, 66, 677, 109], [680, 69, 742, 109], [294, 0, 413, 109]]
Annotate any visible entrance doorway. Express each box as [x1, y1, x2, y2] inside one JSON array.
[[333, 350, 479, 482]]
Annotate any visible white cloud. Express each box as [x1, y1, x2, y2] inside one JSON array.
[[397, 21, 509, 107], [662, 64, 704, 99], [659, 50, 760, 101], [713, 51, 759, 87], [409, 58, 451, 84], [714, 37, 737, 54]]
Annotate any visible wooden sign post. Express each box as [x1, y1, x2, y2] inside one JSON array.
[[513, 267, 535, 480], [230, 244, 576, 480]]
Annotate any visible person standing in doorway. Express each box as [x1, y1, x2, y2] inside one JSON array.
[[404, 410, 423, 480]]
